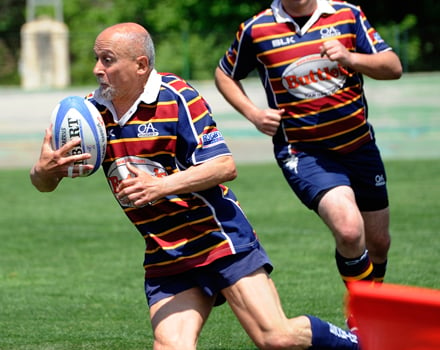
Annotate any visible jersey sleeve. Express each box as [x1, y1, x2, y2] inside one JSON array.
[[174, 82, 231, 167], [218, 21, 259, 80], [354, 6, 392, 54]]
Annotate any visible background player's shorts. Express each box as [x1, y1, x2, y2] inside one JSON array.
[[145, 244, 273, 307], [274, 141, 389, 212]]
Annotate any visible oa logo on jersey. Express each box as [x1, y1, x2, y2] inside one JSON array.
[[138, 123, 159, 137], [320, 26, 341, 38]]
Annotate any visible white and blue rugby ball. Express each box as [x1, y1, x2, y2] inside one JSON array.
[[50, 96, 107, 176]]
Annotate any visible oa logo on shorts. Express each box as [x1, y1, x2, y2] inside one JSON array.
[[375, 174, 386, 186]]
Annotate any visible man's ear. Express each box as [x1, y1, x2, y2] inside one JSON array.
[[136, 56, 150, 74]]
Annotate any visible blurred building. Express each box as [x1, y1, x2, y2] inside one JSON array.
[[20, 0, 70, 89]]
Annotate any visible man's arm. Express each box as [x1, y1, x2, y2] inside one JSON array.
[[214, 67, 283, 137], [348, 50, 402, 80], [320, 40, 403, 80], [116, 155, 238, 208]]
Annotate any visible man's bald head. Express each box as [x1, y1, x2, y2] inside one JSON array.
[[96, 22, 155, 68]]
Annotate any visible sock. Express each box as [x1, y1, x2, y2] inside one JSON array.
[[335, 249, 374, 285], [307, 315, 360, 350], [372, 259, 388, 283]]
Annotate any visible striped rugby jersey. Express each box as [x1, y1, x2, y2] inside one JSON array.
[[88, 71, 259, 278], [218, 0, 393, 154]]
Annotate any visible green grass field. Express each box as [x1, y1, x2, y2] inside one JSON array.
[[0, 160, 439, 349]]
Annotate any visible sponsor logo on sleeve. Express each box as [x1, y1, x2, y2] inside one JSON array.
[[201, 131, 225, 149]]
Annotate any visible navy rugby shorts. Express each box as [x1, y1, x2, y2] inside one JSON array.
[[275, 141, 389, 212], [145, 245, 273, 307]]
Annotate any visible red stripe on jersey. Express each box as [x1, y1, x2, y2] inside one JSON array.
[[286, 86, 363, 115], [284, 109, 367, 141], [144, 241, 234, 277], [145, 218, 220, 251], [107, 137, 177, 161]]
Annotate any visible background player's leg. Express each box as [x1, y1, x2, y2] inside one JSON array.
[[362, 208, 391, 283], [318, 186, 374, 284]]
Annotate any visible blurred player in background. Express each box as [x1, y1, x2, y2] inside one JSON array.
[[216, 0, 402, 290], [30, 22, 361, 349]]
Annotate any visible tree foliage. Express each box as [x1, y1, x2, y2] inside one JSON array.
[[0, 0, 438, 85], [0, 0, 26, 84], [63, 0, 269, 84], [356, 0, 439, 72]]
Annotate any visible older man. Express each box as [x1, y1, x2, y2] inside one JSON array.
[[31, 22, 360, 350]]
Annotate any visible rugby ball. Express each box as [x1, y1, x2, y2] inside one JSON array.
[[50, 96, 107, 176]]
